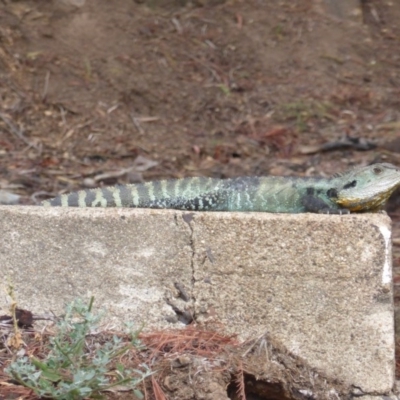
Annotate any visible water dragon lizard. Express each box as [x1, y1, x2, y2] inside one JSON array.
[[41, 163, 400, 214]]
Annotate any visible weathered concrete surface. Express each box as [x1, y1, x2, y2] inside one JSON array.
[[0, 206, 193, 328], [191, 212, 394, 394], [0, 206, 395, 396]]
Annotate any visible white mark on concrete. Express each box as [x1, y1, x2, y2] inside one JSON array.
[[85, 242, 108, 257], [360, 247, 374, 264], [118, 285, 163, 303], [135, 248, 155, 258], [379, 224, 392, 285]]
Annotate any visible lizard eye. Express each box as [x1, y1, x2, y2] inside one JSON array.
[[373, 166, 383, 174]]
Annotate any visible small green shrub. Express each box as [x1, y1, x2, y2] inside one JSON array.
[[6, 297, 151, 400]]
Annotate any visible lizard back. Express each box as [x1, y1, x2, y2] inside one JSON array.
[[41, 175, 332, 213]]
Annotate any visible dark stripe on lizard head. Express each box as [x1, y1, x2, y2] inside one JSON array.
[[343, 180, 357, 189]]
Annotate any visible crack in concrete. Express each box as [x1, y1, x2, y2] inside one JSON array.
[[165, 212, 197, 324], [181, 212, 197, 322]]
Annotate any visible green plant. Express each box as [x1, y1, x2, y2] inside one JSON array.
[[6, 297, 152, 400]]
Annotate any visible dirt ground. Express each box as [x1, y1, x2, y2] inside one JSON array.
[[0, 0, 400, 398]]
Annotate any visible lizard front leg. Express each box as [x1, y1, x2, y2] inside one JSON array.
[[301, 188, 350, 214]]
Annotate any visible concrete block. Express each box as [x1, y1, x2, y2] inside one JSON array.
[[0, 206, 395, 396], [0, 207, 193, 329], [191, 212, 394, 394]]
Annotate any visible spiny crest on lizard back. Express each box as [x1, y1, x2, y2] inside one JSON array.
[[333, 163, 400, 212]]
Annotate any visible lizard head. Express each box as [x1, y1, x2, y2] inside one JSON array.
[[333, 163, 400, 212]]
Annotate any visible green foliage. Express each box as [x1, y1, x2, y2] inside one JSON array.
[[6, 297, 151, 400]]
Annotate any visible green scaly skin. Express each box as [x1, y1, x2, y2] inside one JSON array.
[[41, 163, 400, 214]]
